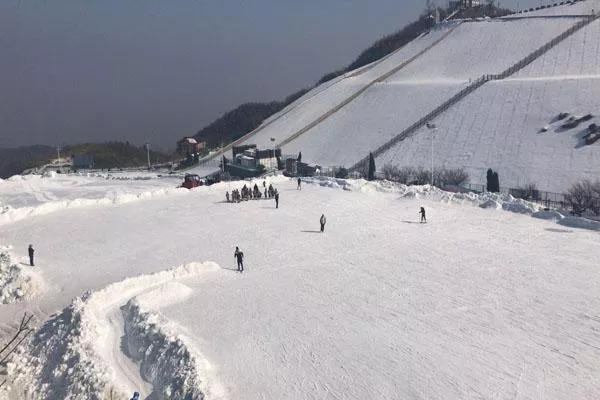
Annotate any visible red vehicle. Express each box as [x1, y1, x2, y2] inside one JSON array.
[[180, 174, 203, 189]]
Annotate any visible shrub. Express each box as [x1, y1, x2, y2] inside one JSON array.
[[564, 179, 600, 216], [439, 168, 470, 186], [367, 152, 376, 181], [335, 167, 349, 179], [511, 183, 539, 201]]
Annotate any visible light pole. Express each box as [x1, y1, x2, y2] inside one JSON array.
[[145, 143, 150, 170], [426, 122, 436, 186]]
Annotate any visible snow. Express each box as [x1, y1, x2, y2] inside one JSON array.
[[387, 18, 582, 81], [515, 17, 600, 77], [0, 249, 44, 304], [1, 173, 600, 399], [377, 78, 600, 192], [509, 0, 599, 17], [224, 12, 600, 194], [231, 22, 460, 153]]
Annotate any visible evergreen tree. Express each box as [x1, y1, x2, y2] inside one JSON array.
[[486, 168, 493, 192], [492, 172, 500, 192], [368, 152, 376, 181], [297, 151, 302, 163]]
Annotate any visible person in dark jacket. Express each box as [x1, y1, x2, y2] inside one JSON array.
[[275, 191, 279, 208], [320, 214, 326, 232], [234, 246, 244, 272], [28, 244, 35, 266], [419, 207, 426, 223], [297, 177, 301, 190]]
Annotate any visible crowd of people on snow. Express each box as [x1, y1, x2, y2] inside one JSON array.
[[23, 171, 429, 275], [226, 180, 279, 203]]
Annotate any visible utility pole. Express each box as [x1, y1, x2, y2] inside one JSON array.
[[57, 144, 61, 164], [427, 122, 436, 186], [145, 143, 150, 170]]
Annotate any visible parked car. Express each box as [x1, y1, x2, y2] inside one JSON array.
[[180, 174, 203, 189]]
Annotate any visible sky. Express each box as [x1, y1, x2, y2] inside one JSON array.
[[1, 173, 599, 399], [0, 0, 540, 151]]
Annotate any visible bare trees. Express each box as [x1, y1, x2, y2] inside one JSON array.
[[565, 179, 600, 216], [0, 313, 34, 389]]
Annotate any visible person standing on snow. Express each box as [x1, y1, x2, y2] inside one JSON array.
[[28, 244, 35, 266], [419, 207, 426, 223], [275, 191, 279, 209], [297, 177, 302, 190], [234, 246, 244, 272], [320, 214, 326, 232]]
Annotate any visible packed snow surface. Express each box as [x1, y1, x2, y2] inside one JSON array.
[[1, 173, 599, 399]]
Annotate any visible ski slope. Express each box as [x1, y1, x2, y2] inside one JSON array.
[[387, 17, 582, 81], [377, 77, 600, 192], [515, 17, 600, 77], [227, 11, 597, 188], [230, 22, 460, 152], [1, 173, 600, 399]]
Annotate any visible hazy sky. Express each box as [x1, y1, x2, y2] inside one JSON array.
[[1, 0, 539, 151]]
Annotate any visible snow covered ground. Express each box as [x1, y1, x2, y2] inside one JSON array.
[[1, 173, 599, 399]]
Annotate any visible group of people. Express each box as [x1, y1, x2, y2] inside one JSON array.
[[226, 181, 279, 204]]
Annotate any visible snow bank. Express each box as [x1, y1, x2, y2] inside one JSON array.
[[558, 215, 600, 231], [304, 177, 600, 228], [532, 209, 565, 220], [122, 296, 224, 400], [8, 262, 221, 400], [0, 250, 44, 304], [0, 187, 189, 226]]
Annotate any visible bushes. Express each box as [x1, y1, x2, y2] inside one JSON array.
[[565, 179, 600, 216], [510, 183, 539, 201], [334, 167, 349, 179], [381, 164, 469, 187]]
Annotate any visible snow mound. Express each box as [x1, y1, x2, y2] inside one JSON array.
[[0, 251, 44, 304], [0, 187, 189, 226], [532, 209, 565, 220], [558, 216, 600, 231], [8, 261, 220, 400], [479, 199, 502, 209], [122, 297, 224, 400]]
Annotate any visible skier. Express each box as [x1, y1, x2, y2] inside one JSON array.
[[28, 244, 35, 266], [320, 214, 326, 232], [275, 191, 279, 209], [297, 177, 302, 190], [226, 191, 230, 203], [419, 207, 426, 223], [234, 246, 244, 272], [130, 392, 140, 400]]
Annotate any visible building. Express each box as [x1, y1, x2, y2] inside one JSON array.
[[177, 137, 206, 156], [449, 0, 481, 10], [226, 145, 281, 178]]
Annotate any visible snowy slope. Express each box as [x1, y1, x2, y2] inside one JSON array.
[[509, 0, 599, 17], [388, 17, 582, 81], [377, 78, 600, 192], [230, 23, 459, 152], [515, 17, 600, 77], [281, 82, 464, 167], [1, 175, 600, 399]]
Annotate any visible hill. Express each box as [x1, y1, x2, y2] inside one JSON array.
[[187, 0, 600, 194], [192, 4, 511, 150], [0, 145, 56, 179]]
